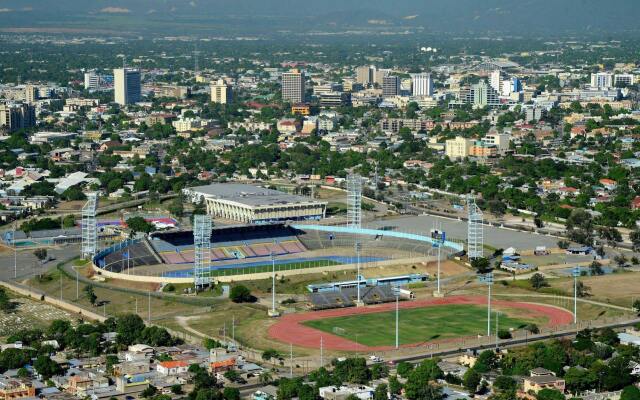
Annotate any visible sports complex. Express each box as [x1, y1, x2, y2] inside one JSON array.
[[82, 181, 630, 356]]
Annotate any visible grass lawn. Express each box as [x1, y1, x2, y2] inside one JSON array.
[[303, 304, 541, 347]]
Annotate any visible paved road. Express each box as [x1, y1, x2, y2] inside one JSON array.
[[367, 215, 559, 250]]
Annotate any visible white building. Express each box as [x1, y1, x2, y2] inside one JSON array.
[[614, 73, 635, 87], [281, 69, 305, 103], [114, 68, 141, 105], [210, 79, 232, 104], [490, 70, 503, 92], [411, 73, 434, 97], [445, 137, 474, 159], [484, 133, 511, 155], [590, 72, 614, 89], [84, 71, 101, 90]]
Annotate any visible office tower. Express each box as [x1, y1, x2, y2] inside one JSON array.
[[0, 103, 36, 133], [382, 75, 401, 97], [114, 68, 141, 105], [590, 72, 614, 89], [470, 81, 500, 108], [356, 66, 375, 86], [614, 73, 635, 87], [210, 79, 232, 104], [411, 73, 434, 96], [281, 69, 305, 103], [24, 85, 38, 104], [489, 70, 503, 92], [84, 71, 101, 90], [511, 77, 522, 93]]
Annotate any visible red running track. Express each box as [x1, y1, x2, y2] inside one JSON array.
[[268, 295, 574, 351]]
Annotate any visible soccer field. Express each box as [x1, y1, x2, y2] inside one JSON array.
[[303, 304, 543, 347]]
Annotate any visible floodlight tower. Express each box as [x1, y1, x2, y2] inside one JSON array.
[[431, 223, 446, 297], [467, 194, 484, 259], [393, 286, 400, 349], [81, 193, 98, 260], [479, 272, 494, 337], [193, 214, 212, 291], [347, 174, 364, 306], [572, 266, 580, 324]]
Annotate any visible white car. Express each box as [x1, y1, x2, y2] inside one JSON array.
[[369, 355, 382, 362]]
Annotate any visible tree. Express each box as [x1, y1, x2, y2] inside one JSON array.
[[168, 197, 184, 218], [396, 361, 414, 377], [223, 387, 240, 400], [0, 288, 14, 312], [564, 367, 597, 393], [261, 349, 280, 361], [529, 273, 548, 290], [576, 281, 591, 298], [471, 257, 491, 273], [33, 248, 48, 262], [84, 285, 97, 306], [33, 355, 62, 379], [632, 299, 640, 312], [125, 216, 154, 236], [621, 385, 640, 400], [536, 389, 565, 400], [116, 313, 146, 346], [493, 376, 517, 392], [630, 229, 640, 252], [388, 375, 402, 395], [141, 385, 158, 398], [171, 385, 184, 395], [614, 254, 628, 268], [373, 384, 388, 400], [404, 360, 444, 400], [229, 285, 253, 303], [462, 369, 481, 394], [589, 261, 604, 276]]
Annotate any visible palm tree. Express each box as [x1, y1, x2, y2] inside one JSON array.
[[259, 370, 273, 385]]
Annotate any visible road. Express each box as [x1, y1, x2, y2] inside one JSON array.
[[0, 244, 79, 281]]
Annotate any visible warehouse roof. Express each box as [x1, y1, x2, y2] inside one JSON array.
[[187, 183, 325, 208]]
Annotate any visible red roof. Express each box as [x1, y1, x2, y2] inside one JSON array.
[[159, 361, 189, 368]]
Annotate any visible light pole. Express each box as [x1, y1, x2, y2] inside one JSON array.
[[495, 311, 500, 349], [572, 266, 580, 324], [355, 242, 362, 306], [269, 250, 279, 317], [479, 272, 494, 337], [393, 287, 400, 349]]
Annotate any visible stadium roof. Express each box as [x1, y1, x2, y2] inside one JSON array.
[[187, 183, 325, 208]]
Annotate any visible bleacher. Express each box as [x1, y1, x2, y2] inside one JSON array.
[[100, 239, 160, 272], [149, 224, 308, 265], [308, 285, 399, 310]]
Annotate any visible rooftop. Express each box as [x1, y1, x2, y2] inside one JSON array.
[[188, 183, 325, 208]]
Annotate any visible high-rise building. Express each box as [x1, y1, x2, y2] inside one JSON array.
[[489, 70, 503, 92], [0, 102, 36, 133], [470, 81, 500, 108], [24, 85, 38, 104], [84, 71, 101, 90], [382, 75, 401, 97], [374, 69, 390, 86], [356, 66, 378, 86], [114, 68, 141, 106], [281, 69, 305, 103], [590, 72, 614, 89], [210, 79, 232, 104], [411, 73, 434, 96]]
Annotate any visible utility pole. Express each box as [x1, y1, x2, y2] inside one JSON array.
[[495, 311, 499, 349], [269, 249, 278, 317], [394, 288, 400, 349], [320, 336, 323, 367], [290, 342, 293, 378], [13, 221, 17, 279], [76, 269, 79, 300], [147, 291, 151, 323], [479, 272, 494, 337]]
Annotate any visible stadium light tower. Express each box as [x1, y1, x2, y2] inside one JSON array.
[[81, 193, 98, 260], [572, 266, 580, 324], [347, 174, 364, 306], [467, 194, 483, 259], [431, 225, 446, 297], [479, 272, 494, 336], [193, 214, 212, 291], [269, 248, 280, 317]]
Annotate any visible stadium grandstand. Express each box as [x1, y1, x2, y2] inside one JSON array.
[[308, 286, 401, 310], [182, 183, 327, 224]]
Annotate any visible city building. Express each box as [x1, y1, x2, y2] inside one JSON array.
[[281, 69, 305, 103], [445, 136, 474, 159], [356, 66, 375, 86], [84, 70, 101, 90], [182, 183, 327, 224], [483, 133, 511, 155], [319, 92, 351, 108], [210, 79, 232, 104], [291, 104, 311, 115], [0, 103, 36, 133], [0, 379, 36, 400], [382, 75, 401, 97], [590, 72, 614, 89], [614, 73, 635, 87], [114, 68, 141, 106], [24, 85, 38, 104], [411, 73, 434, 96], [489, 70, 503, 92]]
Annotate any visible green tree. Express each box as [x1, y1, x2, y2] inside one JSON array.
[[116, 313, 146, 346], [373, 384, 388, 400], [529, 273, 548, 290], [536, 389, 565, 400], [388, 375, 402, 395], [223, 387, 240, 400], [33, 355, 62, 379], [34, 248, 48, 262], [462, 369, 481, 394], [404, 360, 443, 400], [229, 285, 253, 303], [396, 361, 414, 377], [471, 257, 491, 273], [126, 216, 154, 236], [84, 285, 97, 306], [621, 385, 640, 400]]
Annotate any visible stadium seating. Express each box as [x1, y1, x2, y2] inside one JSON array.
[[308, 285, 398, 310]]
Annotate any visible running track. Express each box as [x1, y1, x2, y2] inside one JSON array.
[[268, 295, 574, 351]]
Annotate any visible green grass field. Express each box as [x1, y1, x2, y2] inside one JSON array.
[[303, 304, 541, 347], [206, 259, 341, 277]]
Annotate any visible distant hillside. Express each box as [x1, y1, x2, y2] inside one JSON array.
[[0, 0, 639, 36]]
